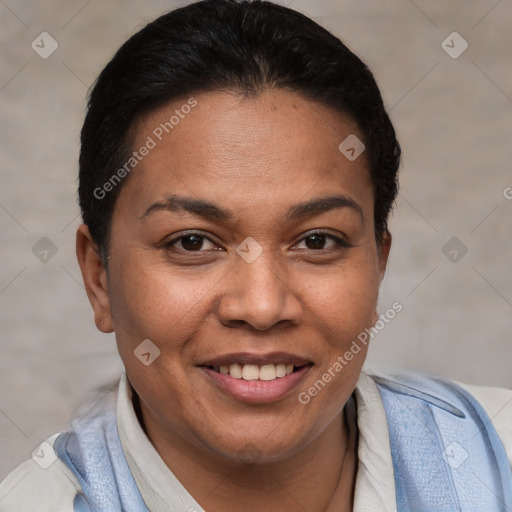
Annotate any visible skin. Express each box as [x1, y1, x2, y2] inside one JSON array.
[[76, 88, 391, 512]]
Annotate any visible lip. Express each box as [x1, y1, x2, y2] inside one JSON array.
[[199, 363, 313, 404], [198, 351, 312, 367]]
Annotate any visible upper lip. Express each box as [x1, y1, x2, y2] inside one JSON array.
[[198, 352, 313, 367]]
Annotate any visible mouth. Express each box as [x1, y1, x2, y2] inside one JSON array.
[[202, 362, 309, 381], [197, 352, 314, 403]]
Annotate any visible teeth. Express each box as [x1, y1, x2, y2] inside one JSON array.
[[217, 363, 298, 381], [275, 363, 286, 378], [242, 364, 259, 380], [259, 364, 276, 381], [229, 363, 243, 379]]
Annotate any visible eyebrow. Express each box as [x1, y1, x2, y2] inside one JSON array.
[[284, 195, 363, 223], [140, 193, 364, 224]]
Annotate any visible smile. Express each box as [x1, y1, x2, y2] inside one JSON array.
[[197, 352, 314, 403], [207, 363, 299, 381]]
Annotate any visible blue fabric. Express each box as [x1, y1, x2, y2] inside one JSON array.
[[53, 395, 149, 512], [53, 374, 512, 512], [374, 374, 512, 512]]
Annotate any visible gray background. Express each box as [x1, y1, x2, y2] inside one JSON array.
[[1, 0, 511, 478]]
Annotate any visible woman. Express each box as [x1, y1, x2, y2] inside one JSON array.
[[1, 1, 511, 511]]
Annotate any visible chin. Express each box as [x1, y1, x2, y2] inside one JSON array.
[[198, 425, 308, 466]]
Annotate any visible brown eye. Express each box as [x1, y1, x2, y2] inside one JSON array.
[[304, 233, 328, 250], [165, 233, 218, 252], [294, 232, 350, 251], [180, 235, 205, 251]]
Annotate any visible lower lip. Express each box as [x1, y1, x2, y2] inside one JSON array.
[[199, 365, 312, 403]]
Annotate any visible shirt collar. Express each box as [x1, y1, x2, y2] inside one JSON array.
[[353, 370, 397, 512]]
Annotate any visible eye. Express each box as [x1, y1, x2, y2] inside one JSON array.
[[165, 233, 220, 252], [293, 231, 350, 251]]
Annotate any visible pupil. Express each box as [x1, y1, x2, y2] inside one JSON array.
[[182, 235, 203, 251], [306, 234, 325, 249]]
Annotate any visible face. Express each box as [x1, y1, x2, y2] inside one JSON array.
[[78, 89, 390, 464]]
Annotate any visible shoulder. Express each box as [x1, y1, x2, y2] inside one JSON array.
[[0, 433, 82, 512], [368, 371, 512, 468], [454, 379, 512, 467]]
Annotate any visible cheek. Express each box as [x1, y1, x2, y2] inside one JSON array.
[[107, 257, 213, 350], [317, 256, 380, 331]]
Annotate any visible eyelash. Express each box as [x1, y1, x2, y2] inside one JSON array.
[[163, 230, 351, 253]]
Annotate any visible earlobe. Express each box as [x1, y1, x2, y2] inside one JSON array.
[[76, 224, 113, 333]]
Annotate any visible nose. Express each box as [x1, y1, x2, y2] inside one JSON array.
[[216, 253, 304, 331]]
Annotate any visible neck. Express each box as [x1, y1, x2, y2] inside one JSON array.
[[135, 393, 357, 512]]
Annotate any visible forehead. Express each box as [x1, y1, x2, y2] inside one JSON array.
[[116, 89, 373, 221]]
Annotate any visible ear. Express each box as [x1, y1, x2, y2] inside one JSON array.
[[76, 224, 113, 333], [377, 229, 392, 281], [371, 230, 392, 325]]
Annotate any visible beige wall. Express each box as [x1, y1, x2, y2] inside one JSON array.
[[1, 0, 511, 477]]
